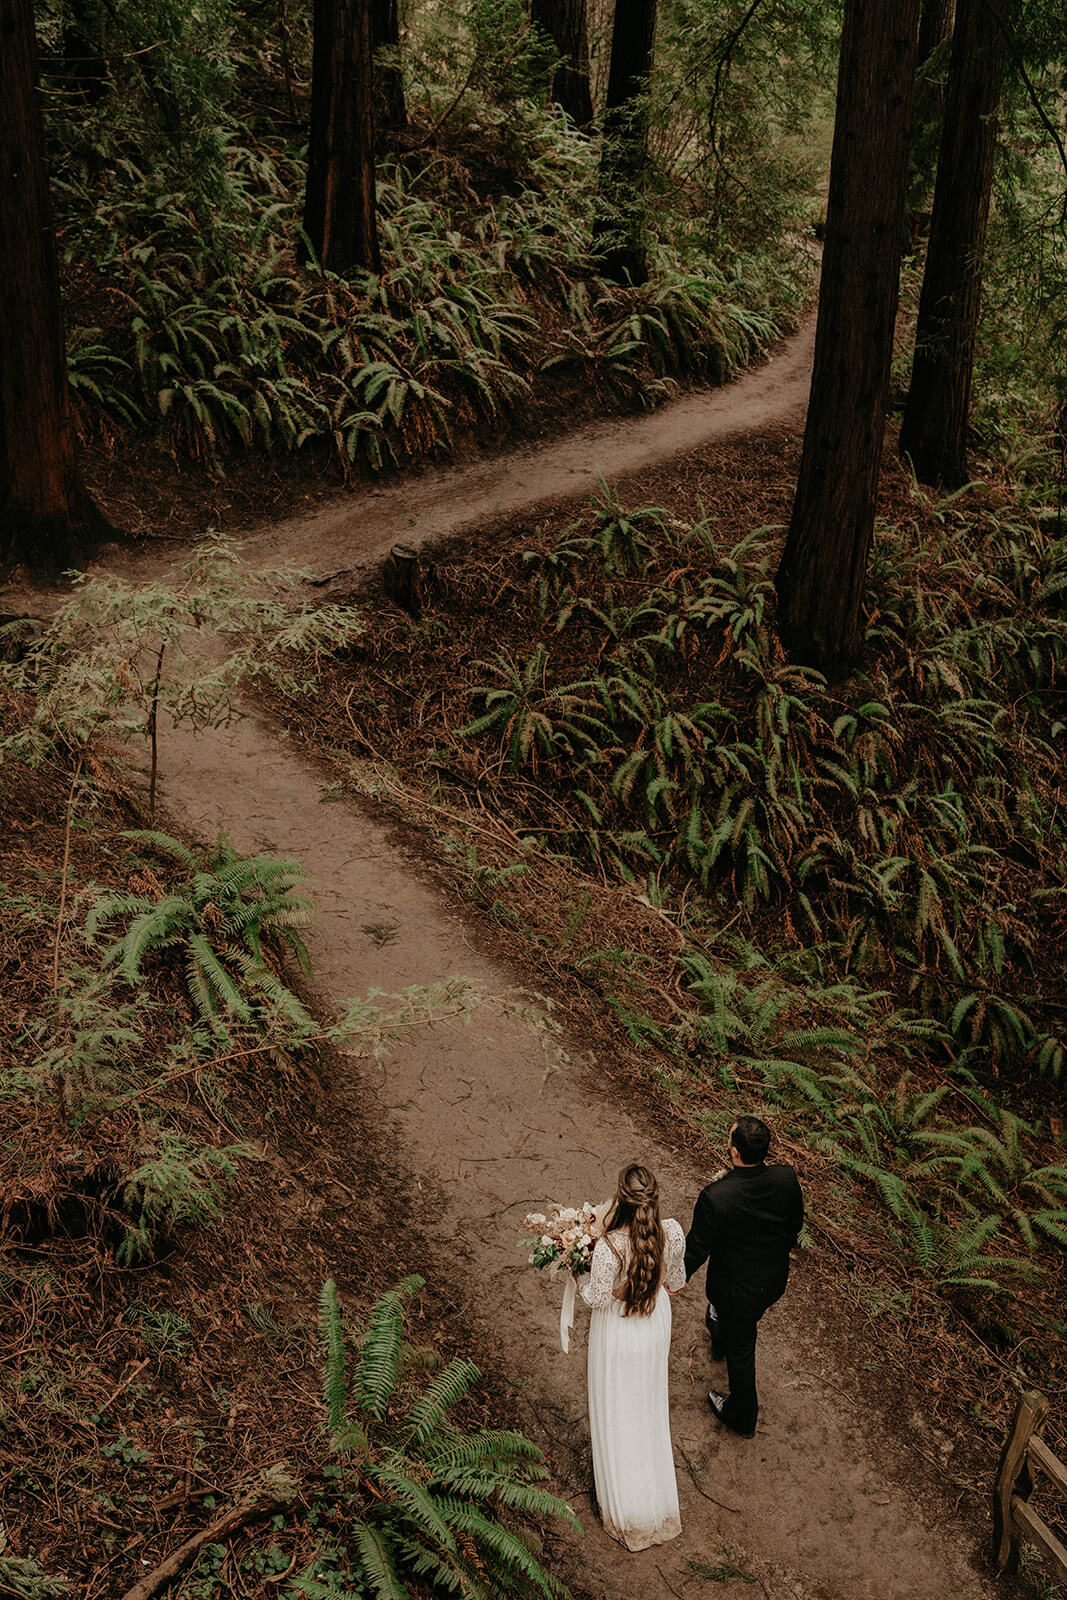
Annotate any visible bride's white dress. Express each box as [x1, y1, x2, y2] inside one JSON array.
[[578, 1219, 686, 1551]]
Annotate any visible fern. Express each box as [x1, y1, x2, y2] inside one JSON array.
[[351, 1523, 408, 1600], [87, 830, 315, 1038], [356, 1276, 424, 1418], [365, 1467, 458, 1553], [402, 1357, 480, 1446], [305, 1280, 576, 1598]]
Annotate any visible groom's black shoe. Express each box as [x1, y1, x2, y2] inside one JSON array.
[[707, 1390, 755, 1440], [705, 1308, 725, 1361]]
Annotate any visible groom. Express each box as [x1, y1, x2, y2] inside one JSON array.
[[684, 1115, 804, 1439]]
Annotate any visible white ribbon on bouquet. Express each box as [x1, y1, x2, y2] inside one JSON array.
[[560, 1274, 578, 1354]]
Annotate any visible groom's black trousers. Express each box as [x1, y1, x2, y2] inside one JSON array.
[[684, 1159, 804, 1435], [713, 1282, 783, 1436]]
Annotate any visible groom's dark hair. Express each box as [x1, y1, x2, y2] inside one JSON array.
[[730, 1116, 771, 1164]]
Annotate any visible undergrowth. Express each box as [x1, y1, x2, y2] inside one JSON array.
[[52, 102, 807, 474], [292, 1276, 576, 1599]]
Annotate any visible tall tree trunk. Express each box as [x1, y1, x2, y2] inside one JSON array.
[[372, 0, 406, 138], [906, 0, 954, 243], [775, 0, 921, 677], [303, 0, 381, 275], [918, 0, 954, 66], [531, 0, 594, 126], [899, 0, 1006, 487], [592, 0, 657, 285], [0, 0, 98, 571]]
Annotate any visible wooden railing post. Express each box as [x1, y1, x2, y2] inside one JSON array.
[[992, 1390, 1049, 1573]]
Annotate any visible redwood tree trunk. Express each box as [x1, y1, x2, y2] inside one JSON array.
[[0, 0, 96, 570], [303, 0, 381, 275], [907, 0, 954, 238], [531, 0, 594, 127], [899, 0, 1006, 487], [372, 0, 406, 137], [918, 0, 954, 66], [592, 0, 657, 285], [775, 0, 921, 677]]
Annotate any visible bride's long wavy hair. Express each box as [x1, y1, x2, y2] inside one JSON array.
[[604, 1164, 664, 1317]]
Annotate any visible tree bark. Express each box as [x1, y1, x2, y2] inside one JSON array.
[[531, 0, 594, 127], [0, 0, 98, 571], [303, 0, 381, 275], [592, 0, 657, 285], [775, 0, 921, 677], [899, 0, 1007, 487], [906, 0, 954, 241], [918, 0, 954, 66], [372, 0, 406, 137]]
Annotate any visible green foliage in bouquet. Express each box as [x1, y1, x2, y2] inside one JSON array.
[[522, 1204, 602, 1274]]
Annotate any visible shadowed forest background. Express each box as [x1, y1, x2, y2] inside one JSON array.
[[1, 0, 1067, 1595]]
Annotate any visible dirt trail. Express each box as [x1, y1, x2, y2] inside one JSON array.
[[158, 707, 994, 1600], [247, 315, 818, 582], [153, 333, 996, 1600], [10, 327, 1000, 1597], [78, 314, 817, 595]]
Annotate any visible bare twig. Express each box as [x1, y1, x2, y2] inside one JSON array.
[[99, 1357, 150, 1414], [655, 1563, 685, 1598], [51, 753, 84, 996], [147, 641, 167, 821]]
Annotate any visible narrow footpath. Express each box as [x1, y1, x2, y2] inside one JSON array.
[[158, 704, 996, 1600], [143, 327, 1002, 1600], [94, 313, 817, 590]]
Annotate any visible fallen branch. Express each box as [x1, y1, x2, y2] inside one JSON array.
[[118, 1463, 298, 1600]]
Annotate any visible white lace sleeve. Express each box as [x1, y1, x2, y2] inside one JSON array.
[[579, 1237, 622, 1309], [663, 1218, 686, 1292]]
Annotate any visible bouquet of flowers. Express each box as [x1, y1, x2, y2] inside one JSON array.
[[522, 1201, 611, 1353], [522, 1202, 607, 1276]]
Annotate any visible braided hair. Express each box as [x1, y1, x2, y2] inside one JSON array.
[[604, 1164, 664, 1317]]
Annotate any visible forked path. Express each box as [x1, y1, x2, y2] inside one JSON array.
[[19, 325, 997, 1597], [150, 328, 997, 1600]]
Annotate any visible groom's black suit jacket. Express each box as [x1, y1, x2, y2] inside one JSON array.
[[684, 1162, 804, 1310]]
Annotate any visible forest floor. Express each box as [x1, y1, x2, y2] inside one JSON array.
[[3, 322, 1054, 1600]]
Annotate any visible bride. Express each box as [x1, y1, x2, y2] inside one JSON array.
[[578, 1163, 685, 1552]]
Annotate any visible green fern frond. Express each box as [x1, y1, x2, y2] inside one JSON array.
[[188, 932, 251, 1019], [425, 1428, 545, 1476], [85, 892, 155, 943], [120, 828, 200, 868], [351, 1522, 408, 1600], [229, 947, 313, 1027], [402, 1356, 480, 1445], [366, 1464, 458, 1552], [441, 1502, 569, 1596], [356, 1276, 425, 1418], [116, 898, 190, 982]]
